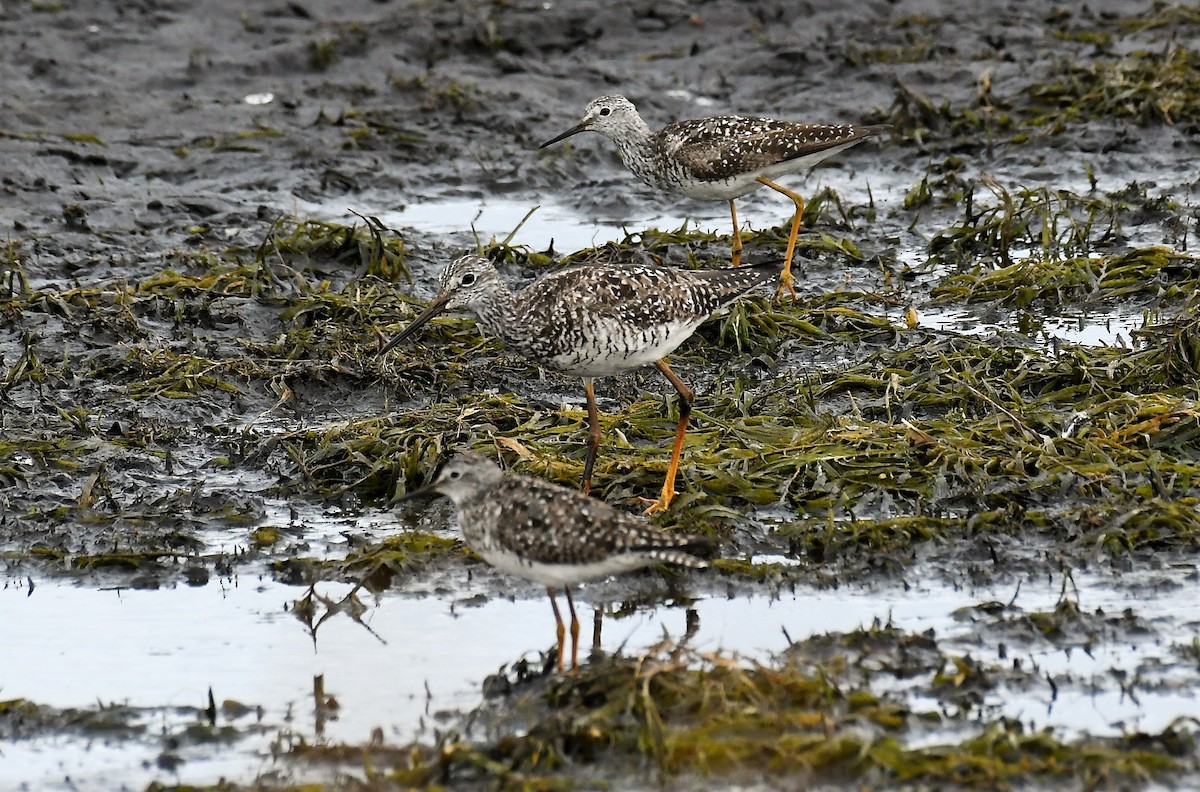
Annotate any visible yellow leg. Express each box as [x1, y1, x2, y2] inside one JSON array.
[[548, 587, 565, 674], [565, 588, 581, 673], [580, 378, 600, 495], [643, 360, 694, 514], [729, 199, 742, 268], [755, 176, 804, 299]]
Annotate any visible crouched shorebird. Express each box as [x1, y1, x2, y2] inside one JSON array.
[[379, 254, 778, 512], [540, 94, 889, 297], [405, 453, 709, 672]]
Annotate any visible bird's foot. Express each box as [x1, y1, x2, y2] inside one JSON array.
[[774, 269, 798, 302], [640, 487, 676, 515]]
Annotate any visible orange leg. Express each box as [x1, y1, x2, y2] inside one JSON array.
[[565, 587, 581, 672], [755, 176, 804, 299], [643, 360, 694, 514], [548, 587, 566, 674], [728, 199, 743, 268], [580, 378, 600, 495]]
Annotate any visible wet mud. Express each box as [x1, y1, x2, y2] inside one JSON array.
[[4, 0, 1200, 789]]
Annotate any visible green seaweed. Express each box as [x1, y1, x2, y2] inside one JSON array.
[[1029, 46, 1200, 132], [264, 638, 1193, 790]]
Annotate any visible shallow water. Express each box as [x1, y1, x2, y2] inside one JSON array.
[[294, 170, 903, 258], [921, 304, 1148, 348], [302, 187, 1155, 354], [295, 193, 705, 254], [0, 184, 1167, 790], [6, 1, 1200, 789], [7, 181, 1193, 791], [7, 551, 1199, 790]]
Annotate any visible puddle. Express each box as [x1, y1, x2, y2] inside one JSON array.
[[6, 560, 1199, 790], [291, 170, 907, 259], [920, 304, 1148, 348], [2, 715, 276, 792], [1035, 308, 1147, 347], [294, 193, 712, 254]]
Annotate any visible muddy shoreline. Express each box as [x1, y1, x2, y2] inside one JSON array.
[[4, 0, 1200, 790]]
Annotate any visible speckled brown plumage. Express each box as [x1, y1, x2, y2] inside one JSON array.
[[414, 453, 709, 672], [666, 118, 886, 187], [425, 453, 708, 581], [398, 254, 778, 378], [379, 254, 777, 512], [541, 94, 888, 201], [539, 94, 890, 295]]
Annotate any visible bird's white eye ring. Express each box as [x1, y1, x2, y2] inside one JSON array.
[[598, 107, 611, 116], [461, 273, 477, 286]]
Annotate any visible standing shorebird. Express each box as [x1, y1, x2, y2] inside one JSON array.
[[540, 94, 889, 297], [379, 254, 778, 513], [403, 453, 709, 672]]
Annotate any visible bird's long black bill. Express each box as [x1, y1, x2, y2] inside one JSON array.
[[538, 122, 588, 149], [386, 481, 438, 507], [378, 292, 452, 357]]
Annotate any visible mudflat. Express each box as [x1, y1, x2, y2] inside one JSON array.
[[3, 1, 1200, 790]]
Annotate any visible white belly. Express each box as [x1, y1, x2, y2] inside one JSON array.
[[675, 172, 765, 200], [548, 317, 703, 378], [479, 547, 658, 586]]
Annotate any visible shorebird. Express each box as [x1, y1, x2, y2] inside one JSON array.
[[379, 254, 778, 512], [539, 94, 889, 297], [403, 453, 709, 672]]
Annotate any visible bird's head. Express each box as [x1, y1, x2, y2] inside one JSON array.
[[378, 254, 502, 355], [540, 94, 641, 147]]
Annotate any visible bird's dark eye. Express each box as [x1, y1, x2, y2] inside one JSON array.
[[598, 107, 612, 116], [447, 470, 461, 480], [460, 273, 477, 286]]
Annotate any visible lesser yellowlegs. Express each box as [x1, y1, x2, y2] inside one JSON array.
[[404, 453, 709, 672], [379, 254, 778, 512], [539, 94, 889, 297]]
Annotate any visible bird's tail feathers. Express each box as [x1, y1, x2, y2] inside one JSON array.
[[747, 259, 786, 281], [692, 258, 783, 291], [645, 534, 717, 569], [648, 548, 708, 569]]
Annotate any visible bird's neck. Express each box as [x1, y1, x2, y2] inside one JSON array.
[[446, 476, 505, 514], [607, 118, 657, 177], [469, 281, 520, 344]]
